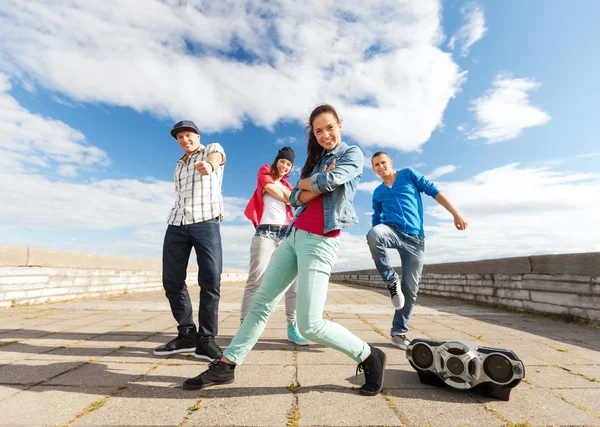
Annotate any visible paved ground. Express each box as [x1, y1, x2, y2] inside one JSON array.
[[0, 281, 599, 427]]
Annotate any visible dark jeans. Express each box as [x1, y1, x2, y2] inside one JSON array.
[[162, 219, 222, 338]]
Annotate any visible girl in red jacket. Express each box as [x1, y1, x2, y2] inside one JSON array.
[[241, 146, 309, 345]]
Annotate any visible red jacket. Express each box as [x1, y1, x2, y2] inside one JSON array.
[[244, 164, 294, 227]]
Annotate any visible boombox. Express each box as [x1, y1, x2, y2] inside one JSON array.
[[406, 338, 525, 401]]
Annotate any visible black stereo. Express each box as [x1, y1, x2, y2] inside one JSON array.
[[406, 338, 525, 401]]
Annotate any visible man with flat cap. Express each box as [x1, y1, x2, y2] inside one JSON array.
[[153, 120, 226, 361]]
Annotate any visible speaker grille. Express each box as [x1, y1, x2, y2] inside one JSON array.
[[447, 356, 465, 376], [412, 343, 434, 369], [483, 354, 513, 383]]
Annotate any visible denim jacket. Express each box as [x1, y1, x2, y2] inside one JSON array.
[[289, 142, 364, 233]]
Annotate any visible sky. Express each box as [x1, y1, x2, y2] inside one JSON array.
[[0, 0, 599, 271]]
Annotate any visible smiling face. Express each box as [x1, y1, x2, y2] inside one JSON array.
[[275, 158, 293, 177], [312, 112, 342, 152], [372, 153, 394, 179], [176, 130, 200, 154]]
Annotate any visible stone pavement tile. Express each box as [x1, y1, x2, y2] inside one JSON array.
[[162, 353, 210, 366], [564, 339, 600, 352], [0, 384, 25, 401], [0, 359, 82, 385], [525, 365, 600, 389], [29, 333, 151, 361], [67, 324, 124, 334], [298, 389, 402, 426], [188, 387, 292, 427], [387, 388, 505, 427], [133, 363, 203, 387], [333, 320, 383, 331], [481, 340, 575, 366], [71, 383, 198, 426], [112, 321, 176, 334], [46, 361, 154, 387], [0, 328, 54, 340], [384, 366, 440, 390], [230, 364, 295, 388], [0, 334, 88, 360], [423, 331, 481, 341], [0, 385, 108, 426], [565, 364, 600, 380], [445, 326, 515, 340], [483, 387, 600, 426], [297, 363, 362, 391], [235, 348, 296, 366], [551, 388, 600, 417], [296, 345, 359, 365], [97, 342, 166, 364]]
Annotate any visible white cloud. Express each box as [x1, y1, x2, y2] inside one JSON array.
[[576, 152, 600, 159], [330, 163, 600, 271], [275, 136, 297, 145], [423, 163, 600, 263], [357, 180, 382, 192], [448, 2, 487, 56], [0, 0, 464, 151], [0, 75, 110, 175], [427, 164, 457, 180], [467, 74, 551, 143]]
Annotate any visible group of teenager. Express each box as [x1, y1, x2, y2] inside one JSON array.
[[152, 104, 468, 396]]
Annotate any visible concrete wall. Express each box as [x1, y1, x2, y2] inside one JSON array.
[[331, 252, 600, 324], [0, 246, 248, 308]]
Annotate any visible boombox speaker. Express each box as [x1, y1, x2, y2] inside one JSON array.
[[406, 338, 525, 401]]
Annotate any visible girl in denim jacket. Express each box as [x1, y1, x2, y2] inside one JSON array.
[[240, 147, 309, 345], [185, 104, 386, 396]]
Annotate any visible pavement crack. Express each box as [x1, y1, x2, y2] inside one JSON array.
[[178, 392, 206, 426], [356, 313, 389, 339]]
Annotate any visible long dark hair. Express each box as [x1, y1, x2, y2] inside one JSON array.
[[301, 104, 341, 179], [270, 158, 282, 180]]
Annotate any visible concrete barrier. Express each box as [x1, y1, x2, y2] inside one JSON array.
[[331, 252, 600, 325], [0, 246, 248, 308]]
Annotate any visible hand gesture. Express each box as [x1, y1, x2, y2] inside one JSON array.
[[194, 161, 213, 176], [322, 159, 336, 173], [453, 214, 468, 231]]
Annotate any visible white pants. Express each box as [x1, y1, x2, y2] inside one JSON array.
[[240, 234, 297, 325]]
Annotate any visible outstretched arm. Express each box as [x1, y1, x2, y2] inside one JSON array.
[[434, 193, 468, 230]]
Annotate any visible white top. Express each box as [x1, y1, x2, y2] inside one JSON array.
[[167, 143, 226, 225], [260, 181, 290, 225]]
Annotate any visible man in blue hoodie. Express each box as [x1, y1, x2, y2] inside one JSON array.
[[367, 152, 468, 350]]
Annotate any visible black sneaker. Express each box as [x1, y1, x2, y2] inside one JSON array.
[[153, 335, 196, 356], [356, 346, 386, 396], [194, 336, 223, 361], [183, 359, 235, 390]]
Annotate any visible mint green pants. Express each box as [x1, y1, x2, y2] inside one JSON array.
[[223, 228, 370, 364]]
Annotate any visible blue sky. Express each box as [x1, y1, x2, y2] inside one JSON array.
[[0, 0, 599, 270]]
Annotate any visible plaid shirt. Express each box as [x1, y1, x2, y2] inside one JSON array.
[[166, 143, 226, 225]]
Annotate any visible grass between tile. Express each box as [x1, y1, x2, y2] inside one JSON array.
[[552, 393, 600, 418], [356, 314, 390, 340], [286, 347, 301, 427], [483, 403, 511, 423], [178, 392, 206, 427], [382, 390, 408, 426]]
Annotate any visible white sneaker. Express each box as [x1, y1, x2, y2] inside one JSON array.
[[390, 334, 410, 350], [386, 280, 405, 310]]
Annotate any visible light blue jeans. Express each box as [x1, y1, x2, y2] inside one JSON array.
[[366, 224, 425, 336], [224, 228, 370, 365]]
